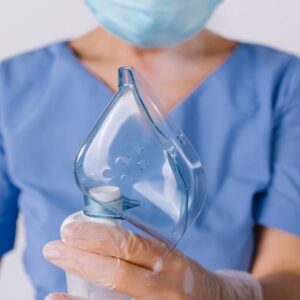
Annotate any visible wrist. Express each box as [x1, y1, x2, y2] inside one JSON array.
[[210, 270, 263, 300], [202, 270, 225, 300], [206, 270, 263, 300]]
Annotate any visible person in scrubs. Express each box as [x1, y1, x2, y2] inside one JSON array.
[[1, 0, 300, 299]]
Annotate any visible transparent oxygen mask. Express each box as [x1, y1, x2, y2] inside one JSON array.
[[74, 66, 206, 248]]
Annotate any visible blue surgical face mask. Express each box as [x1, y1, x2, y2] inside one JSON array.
[[85, 0, 223, 48]]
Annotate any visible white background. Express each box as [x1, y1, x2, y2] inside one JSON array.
[[0, 0, 299, 299]]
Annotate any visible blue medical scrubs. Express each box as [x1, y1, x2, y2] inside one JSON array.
[[0, 42, 300, 300]]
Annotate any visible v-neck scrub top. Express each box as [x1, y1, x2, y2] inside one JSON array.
[[1, 42, 300, 300]]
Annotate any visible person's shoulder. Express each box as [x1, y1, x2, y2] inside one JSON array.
[[239, 42, 300, 75], [0, 42, 66, 65], [0, 41, 72, 113], [233, 42, 300, 97], [0, 41, 70, 100], [240, 43, 300, 111], [0, 41, 68, 80]]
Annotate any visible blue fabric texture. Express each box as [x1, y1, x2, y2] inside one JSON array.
[[84, 0, 223, 47], [0, 42, 300, 299]]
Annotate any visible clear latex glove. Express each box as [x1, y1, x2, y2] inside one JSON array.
[[43, 221, 262, 300]]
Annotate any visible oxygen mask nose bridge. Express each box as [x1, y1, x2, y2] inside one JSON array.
[[74, 66, 206, 248]]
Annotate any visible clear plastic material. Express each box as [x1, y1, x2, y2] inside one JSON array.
[[74, 66, 206, 248]]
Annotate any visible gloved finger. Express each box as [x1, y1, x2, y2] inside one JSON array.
[[43, 240, 158, 298], [45, 294, 86, 300], [61, 221, 169, 271]]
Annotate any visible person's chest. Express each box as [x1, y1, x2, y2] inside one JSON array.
[[76, 49, 236, 112], [171, 84, 272, 269], [4, 76, 271, 188], [2, 67, 273, 269]]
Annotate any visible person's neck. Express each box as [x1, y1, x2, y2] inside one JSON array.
[[69, 27, 236, 65], [68, 27, 237, 111]]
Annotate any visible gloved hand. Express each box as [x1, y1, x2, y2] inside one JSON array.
[[43, 221, 262, 300]]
